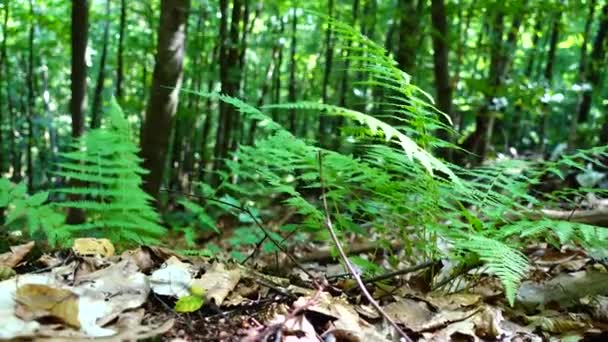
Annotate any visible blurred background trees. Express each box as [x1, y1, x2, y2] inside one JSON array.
[[0, 0, 607, 203]]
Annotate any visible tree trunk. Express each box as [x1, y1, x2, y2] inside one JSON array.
[[288, 8, 297, 134], [91, 0, 110, 129], [538, 11, 561, 153], [0, 0, 8, 174], [333, 0, 360, 150], [26, 0, 35, 191], [115, 0, 126, 101], [212, 0, 243, 185], [577, 4, 608, 125], [395, 0, 422, 74], [140, 0, 190, 201], [67, 0, 88, 224], [272, 18, 284, 123], [248, 44, 279, 145], [568, 0, 596, 147], [430, 0, 452, 142], [461, 2, 526, 164], [319, 0, 334, 147]]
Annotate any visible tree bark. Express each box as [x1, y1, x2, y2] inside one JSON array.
[[67, 0, 89, 224], [0, 0, 8, 174], [91, 0, 110, 129], [460, 2, 525, 164], [395, 0, 422, 74], [26, 0, 35, 191], [212, 0, 243, 185], [319, 0, 334, 147], [538, 10, 561, 153], [431, 0, 452, 142], [568, 0, 596, 147], [140, 0, 190, 201], [288, 8, 297, 134], [115, 0, 126, 101], [577, 4, 608, 125], [333, 0, 360, 150]]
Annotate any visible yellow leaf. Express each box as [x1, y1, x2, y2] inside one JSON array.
[[16, 284, 80, 328], [72, 238, 115, 257], [190, 284, 206, 297]]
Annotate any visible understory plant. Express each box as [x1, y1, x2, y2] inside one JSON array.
[[52, 99, 165, 245], [196, 17, 608, 305]]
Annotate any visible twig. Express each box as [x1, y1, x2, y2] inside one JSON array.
[[362, 260, 437, 285], [317, 151, 413, 342], [161, 188, 316, 281]]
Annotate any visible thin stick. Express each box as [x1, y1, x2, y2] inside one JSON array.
[[161, 188, 316, 280], [317, 151, 412, 342]]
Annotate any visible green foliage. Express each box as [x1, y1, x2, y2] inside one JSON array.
[[194, 19, 608, 305], [53, 99, 164, 245], [0, 179, 67, 246]]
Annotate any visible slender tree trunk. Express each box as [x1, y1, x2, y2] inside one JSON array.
[[248, 44, 279, 145], [212, 0, 243, 185], [140, 0, 190, 201], [26, 0, 35, 191], [272, 18, 284, 123], [230, 0, 251, 152], [569, 0, 597, 147], [538, 11, 561, 153], [67, 0, 89, 224], [91, 0, 110, 129], [0, 0, 8, 174], [288, 8, 297, 134], [333, 0, 360, 150], [431, 0, 452, 140], [577, 4, 608, 125], [319, 0, 335, 146], [115, 0, 126, 101], [461, 2, 526, 164], [395, 0, 421, 74]]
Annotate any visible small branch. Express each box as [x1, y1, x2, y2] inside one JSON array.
[[161, 188, 317, 281], [317, 151, 413, 342], [362, 260, 437, 285]]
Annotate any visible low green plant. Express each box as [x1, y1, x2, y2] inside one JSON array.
[[192, 17, 608, 306], [52, 99, 165, 245], [0, 178, 66, 247]]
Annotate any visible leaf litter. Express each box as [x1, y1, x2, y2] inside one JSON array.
[[0, 239, 607, 341]]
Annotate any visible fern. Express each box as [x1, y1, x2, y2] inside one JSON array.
[[188, 16, 608, 306], [53, 99, 164, 245], [454, 234, 529, 306]]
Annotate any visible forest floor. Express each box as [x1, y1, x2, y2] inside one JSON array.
[[1, 234, 608, 341]]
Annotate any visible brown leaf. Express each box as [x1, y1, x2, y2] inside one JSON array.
[[0, 241, 35, 268], [383, 298, 434, 331], [192, 263, 241, 305], [15, 284, 80, 329]]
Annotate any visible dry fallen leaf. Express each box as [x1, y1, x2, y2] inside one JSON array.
[[0, 241, 35, 268], [72, 238, 115, 258], [150, 256, 195, 297], [192, 263, 241, 305], [15, 283, 81, 329], [296, 292, 391, 342], [383, 298, 434, 331]]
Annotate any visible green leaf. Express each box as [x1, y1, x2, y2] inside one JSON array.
[[28, 192, 49, 207], [174, 295, 204, 313]]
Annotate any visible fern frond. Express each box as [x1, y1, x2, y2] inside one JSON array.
[[455, 235, 529, 306], [263, 101, 459, 183]]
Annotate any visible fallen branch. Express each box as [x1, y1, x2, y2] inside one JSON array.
[[507, 207, 608, 227], [318, 151, 413, 342]]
